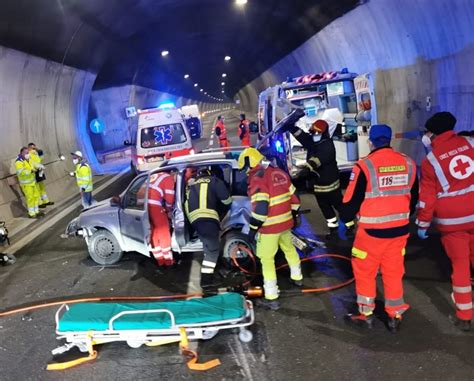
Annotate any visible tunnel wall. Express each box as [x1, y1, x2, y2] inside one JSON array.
[[90, 85, 234, 152], [237, 0, 474, 162], [0, 46, 97, 221]]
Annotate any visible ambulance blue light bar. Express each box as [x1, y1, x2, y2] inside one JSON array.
[[158, 102, 176, 110], [275, 139, 284, 153]]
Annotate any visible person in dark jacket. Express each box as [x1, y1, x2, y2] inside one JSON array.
[[288, 119, 354, 237], [185, 167, 233, 289]]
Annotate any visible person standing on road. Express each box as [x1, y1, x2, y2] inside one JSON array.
[[416, 112, 474, 332], [338, 124, 419, 333], [238, 147, 303, 311], [70, 151, 96, 209], [185, 166, 233, 290], [28, 143, 54, 208], [148, 171, 176, 266], [286, 119, 354, 238], [15, 147, 41, 218], [238, 114, 251, 147], [215, 115, 229, 149]]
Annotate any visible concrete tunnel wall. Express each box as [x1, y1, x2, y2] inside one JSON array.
[[236, 0, 474, 165]]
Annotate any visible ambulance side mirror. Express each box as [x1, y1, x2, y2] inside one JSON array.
[[110, 196, 121, 207]]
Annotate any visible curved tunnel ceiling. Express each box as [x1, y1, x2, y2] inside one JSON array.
[[0, 0, 359, 101]]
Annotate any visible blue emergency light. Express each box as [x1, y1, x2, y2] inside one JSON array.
[[274, 139, 284, 154], [158, 102, 176, 110]]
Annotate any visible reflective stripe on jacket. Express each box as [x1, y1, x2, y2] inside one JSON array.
[[345, 147, 416, 229], [416, 131, 474, 232], [75, 162, 93, 192], [248, 164, 300, 234], [15, 157, 36, 185], [148, 172, 175, 210]]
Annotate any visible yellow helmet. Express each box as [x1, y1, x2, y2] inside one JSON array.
[[238, 147, 264, 170]]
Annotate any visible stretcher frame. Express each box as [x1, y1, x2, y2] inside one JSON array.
[[51, 299, 255, 356]]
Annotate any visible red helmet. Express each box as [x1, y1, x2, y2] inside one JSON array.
[[310, 119, 328, 134]]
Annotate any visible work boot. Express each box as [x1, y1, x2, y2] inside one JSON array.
[[200, 273, 222, 290], [387, 315, 402, 333], [256, 298, 281, 311], [45, 201, 55, 206], [325, 228, 338, 240], [290, 278, 304, 287], [39, 204, 47, 209], [344, 312, 375, 329], [449, 314, 471, 332], [0, 254, 16, 266], [28, 215, 38, 219]]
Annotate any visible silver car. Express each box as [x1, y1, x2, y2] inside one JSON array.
[[66, 152, 254, 265]]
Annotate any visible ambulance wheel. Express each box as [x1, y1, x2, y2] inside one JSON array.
[[88, 230, 123, 265], [238, 329, 253, 343], [222, 231, 255, 270]]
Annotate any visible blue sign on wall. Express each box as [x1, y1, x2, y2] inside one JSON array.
[[90, 118, 105, 134]]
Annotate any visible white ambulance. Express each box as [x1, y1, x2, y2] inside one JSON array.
[[127, 104, 195, 173]]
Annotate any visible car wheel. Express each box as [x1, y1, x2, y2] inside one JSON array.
[[88, 230, 123, 265], [222, 231, 255, 271]]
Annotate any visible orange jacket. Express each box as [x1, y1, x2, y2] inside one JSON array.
[[343, 147, 416, 229], [416, 131, 474, 232], [148, 172, 175, 212], [239, 119, 251, 146], [215, 120, 228, 141], [247, 164, 300, 234]]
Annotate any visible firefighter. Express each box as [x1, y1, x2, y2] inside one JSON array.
[[69, 151, 96, 208], [238, 147, 303, 311], [338, 124, 419, 332], [148, 171, 176, 266], [238, 114, 251, 147], [287, 119, 354, 237], [15, 147, 41, 218], [215, 115, 229, 149], [185, 166, 233, 289], [416, 112, 473, 332], [28, 143, 53, 207]]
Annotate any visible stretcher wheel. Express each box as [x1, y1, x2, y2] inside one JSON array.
[[202, 329, 218, 340], [238, 329, 253, 343], [126, 340, 144, 348]]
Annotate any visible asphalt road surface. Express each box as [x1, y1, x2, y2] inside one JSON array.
[[0, 110, 472, 380]]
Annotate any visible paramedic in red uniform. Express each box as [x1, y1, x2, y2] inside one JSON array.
[[215, 115, 229, 148], [238, 114, 251, 147], [338, 124, 419, 333], [148, 171, 176, 266], [416, 112, 473, 332]]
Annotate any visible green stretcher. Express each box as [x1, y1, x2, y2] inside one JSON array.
[[49, 293, 254, 370]]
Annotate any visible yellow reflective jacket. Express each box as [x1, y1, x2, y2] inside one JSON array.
[[15, 157, 36, 186], [29, 150, 42, 169], [75, 162, 93, 192]]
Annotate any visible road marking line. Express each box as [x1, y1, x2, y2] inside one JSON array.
[[6, 168, 129, 255]]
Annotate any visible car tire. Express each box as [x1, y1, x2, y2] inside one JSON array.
[[222, 231, 255, 270], [88, 230, 123, 265]]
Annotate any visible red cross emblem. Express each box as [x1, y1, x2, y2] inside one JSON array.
[[449, 155, 474, 180]]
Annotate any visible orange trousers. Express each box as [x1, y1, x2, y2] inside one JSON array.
[[351, 228, 409, 317], [441, 229, 473, 321], [219, 138, 229, 149], [149, 206, 173, 266]]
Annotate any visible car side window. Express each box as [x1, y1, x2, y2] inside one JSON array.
[[123, 176, 147, 210], [232, 169, 248, 196]]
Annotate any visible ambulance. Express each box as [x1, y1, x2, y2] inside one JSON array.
[[127, 104, 195, 173]]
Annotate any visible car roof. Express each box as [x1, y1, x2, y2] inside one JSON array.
[[148, 152, 240, 174]]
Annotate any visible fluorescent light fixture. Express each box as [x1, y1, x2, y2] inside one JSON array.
[[200, 89, 203, 92], [224, 55, 231, 61], [204, 92, 207, 94], [222, 73, 227, 78], [194, 83, 198, 87], [221, 82, 225, 86], [161, 50, 169, 57], [221, 90, 225, 93], [184, 74, 190, 79], [236, 0, 248, 4]]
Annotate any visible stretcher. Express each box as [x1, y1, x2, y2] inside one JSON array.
[[48, 293, 254, 371]]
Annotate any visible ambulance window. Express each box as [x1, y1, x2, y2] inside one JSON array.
[[123, 176, 147, 210], [141, 123, 187, 148]]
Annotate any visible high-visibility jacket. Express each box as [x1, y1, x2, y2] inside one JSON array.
[[215, 121, 228, 141], [248, 164, 300, 234], [29, 149, 46, 182], [344, 147, 416, 229], [185, 175, 232, 223], [416, 131, 474, 232], [148, 172, 175, 210], [15, 157, 36, 186], [75, 162, 93, 192], [239, 119, 251, 146]]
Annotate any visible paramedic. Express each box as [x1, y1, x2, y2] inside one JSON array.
[[416, 112, 473, 332], [338, 124, 418, 333], [69, 151, 96, 209], [215, 115, 229, 149], [238, 114, 251, 147], [15, 147, 41, 218]]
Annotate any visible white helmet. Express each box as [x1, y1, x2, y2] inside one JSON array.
[[71, 150, 83, 158]]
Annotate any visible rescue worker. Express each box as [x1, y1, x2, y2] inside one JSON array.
[[0, 221, 15, 266], [215, 115, 229, 149], [15, 147, 41, 218], [338, 124, 419, 332], [238, 147, 303, 310], [287, 119, 354, 237], [238, 114, 251, 147], [185, 166, 233, 289], [416, 112, 473, 332], [28, 143, 53, 207], [69, 151, 96, 208], [148, 171, 176, 266]]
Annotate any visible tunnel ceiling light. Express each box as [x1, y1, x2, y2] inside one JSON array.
[[221, 90, 225, 93], [161, 50, 169, 57], [221, 82, 225, 86], [236, 0, 248, 4], [200, 89, 203, 92], [184, 74, 190, 79], [224, 55, 231, 61], [222, 73, 227, 78], [194, 83, 198, 87]]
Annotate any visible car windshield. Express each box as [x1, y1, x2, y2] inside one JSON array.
[[140, 123, 187, 149]]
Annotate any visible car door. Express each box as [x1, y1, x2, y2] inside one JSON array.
[[119, 175, 149, 255]]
